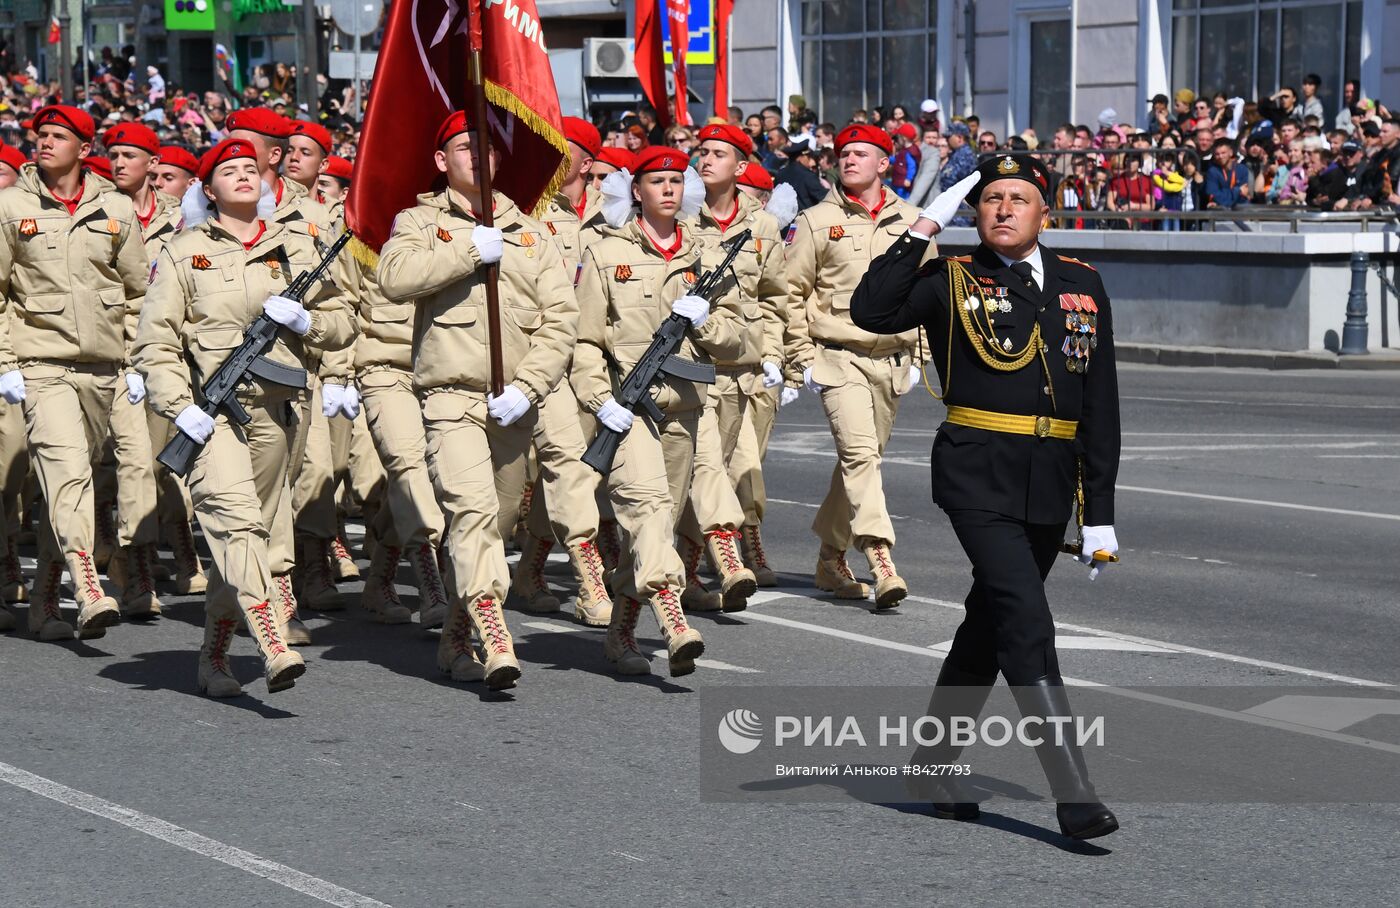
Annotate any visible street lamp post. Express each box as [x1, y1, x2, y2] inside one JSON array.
[[58, 11, 72, 102], [1340, 250, 1371, 356]]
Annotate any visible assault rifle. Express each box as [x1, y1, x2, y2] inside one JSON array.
[[582, 228, 751, 474], [157, 230, 352, 475]]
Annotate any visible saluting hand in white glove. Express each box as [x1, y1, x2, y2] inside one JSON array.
[[916, 171, 981, 235]]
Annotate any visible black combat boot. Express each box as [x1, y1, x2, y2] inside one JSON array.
[[908, 661, 998, 820], [1011, 677, 1119, 840]]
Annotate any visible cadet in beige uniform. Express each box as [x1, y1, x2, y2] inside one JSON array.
[[98, 122, 179, 618], [786, 125, 932, 609], [0, 105, 148, 640], [511, 116, 615, 627], [225, 108, 338, 637], [676, 124, 787, 610], [0, 142, 29, 625], [574, 145, 745, 676], [317, 159, 453, 630], [377, 111, 578, 691], [135, 137, 355, 696]]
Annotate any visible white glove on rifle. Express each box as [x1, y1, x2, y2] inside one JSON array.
[[762, 362, 783, 388], [897, 365, 920, 396], [175, 405, 215, 444], [339, 383, 361, 419], [802, 366, 824, 394], [671, 295, 709, 329], [596, 399, 634, 434], [321, 383, 347, 418], [918, 171, 981, 234], [780, 387, 800, 407], [471, 225, 503, 264], [487, 384, 530, 427], [125, 372, 145, 404], [0, 369, 25, 404], [1078, 525, 1118, 581], [263, 294, 310, 335]]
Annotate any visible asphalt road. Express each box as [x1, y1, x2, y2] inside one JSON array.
[[3, 363, 1399, 907]]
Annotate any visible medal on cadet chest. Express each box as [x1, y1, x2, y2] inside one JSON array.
[[1059, 293, 1097, 373]]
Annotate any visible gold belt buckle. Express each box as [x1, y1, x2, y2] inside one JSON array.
[[1034, 416, 1051, 438]]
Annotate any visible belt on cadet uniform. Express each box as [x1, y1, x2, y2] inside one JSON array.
[[945, 406, 1078, 439]]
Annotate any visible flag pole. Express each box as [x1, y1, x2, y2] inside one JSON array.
[[467, 36, 506, 397]]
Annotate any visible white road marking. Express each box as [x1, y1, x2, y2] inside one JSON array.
[[1123, 394, 1400, 412], [1317, 454, 1400, 459], [610, 850, 647, 863], [520, 622, 761, 673], [1117, 484, 1400, 522], [0, 760, 392, 908], [453, 801, 484, 812], [310, 757, 342, 767]]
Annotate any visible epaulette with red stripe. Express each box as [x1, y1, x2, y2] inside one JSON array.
[[1057, 254, 1097, 272]]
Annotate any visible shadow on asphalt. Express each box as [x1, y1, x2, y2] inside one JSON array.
[[96, 649, 299, 718]]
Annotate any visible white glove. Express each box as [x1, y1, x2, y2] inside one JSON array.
[[898, 365, 920, 396], [762, 362, 783, 388], [671, 295, 709, 329], [487, 384, 530, 427], [0, 369, 24, 404], [321, 382, 346, 418], [175, 404, 215, 444], [124, 372, 145, 404], [263, 294, 311, 335], [596, 399, 634, 433], [471, 225, 503, 264], [339, 383, 361, 419], [802, 366, 824, 394], [1078, 525, 1118, 580], [780, 387, 800, 407], [919, 171, 981, 233]]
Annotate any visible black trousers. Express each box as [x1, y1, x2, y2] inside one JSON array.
[[943, 508, 1066, 685]]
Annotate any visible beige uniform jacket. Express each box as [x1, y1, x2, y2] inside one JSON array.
[[133, 218, 357, 422], [0, 163, 150, 372], [572, 220, 745, 417], [376, 188, 578, 404], [785, 185, 933, 376], [343, 257, 411, 378], [686, 193, 786, 368], [540, 189, 609, 281]]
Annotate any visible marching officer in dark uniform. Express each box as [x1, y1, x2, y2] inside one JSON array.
[[851, 154, 1121, 841]]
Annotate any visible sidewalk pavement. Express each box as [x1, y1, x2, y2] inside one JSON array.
[[1118, 342, 1400, 370]]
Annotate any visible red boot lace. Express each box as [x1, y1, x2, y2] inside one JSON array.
[[76, 550, 104, 601], [208, 618, 237, 673], [870, 544, 895, 579], [473, 599, 510, 655], [246, 601, 286, 656], [525, 537, 553, 594], [743, 526, 769, 569], [597, 520, 621, 570], [445, 606, 473, 658], [709, 529, 745, 576], [835, 551, 858, 582], [519, 484, 534, 521], [173, 521, 197, 565], [4, 537, 22, 584], [274, 574, 298, 623], [331, 536, 353, 564], [616, 597, 642, 652], [576, 541, 607, 595], [681, 537, 704, 584], [41, 561, 63, 620], [655, 588, 689, 634], [134, 546, 156, 595], [378, 546, 403, 605], [95, 506, 115, 544], [415, 544, 449, 611]]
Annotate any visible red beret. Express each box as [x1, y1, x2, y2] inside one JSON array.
[[33, 105, 95, 142], [593, 147, 636, 171], [324, 156, 353, 181], [561, 116, 601, 159], [696, 123, 754, 157], [83, 155, 113, 179], [737, 165, 774, 191], [835, 124, 893, 155], [287, 120, 332, 154], [632, 146, 689, 175], [158, 145, 199, 175], [893, 122, 917, 141], [103, 122, 159, 155], [435, 110, 473, 150], [225, 107, 292, 139], [0, 143, 27, 174], [197, 137, 258, 183]]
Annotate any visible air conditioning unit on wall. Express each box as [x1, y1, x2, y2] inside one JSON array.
[[584, 38, 635, 79]]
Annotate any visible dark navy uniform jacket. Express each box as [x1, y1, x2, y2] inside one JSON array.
[[851, 236, 1120, 527]]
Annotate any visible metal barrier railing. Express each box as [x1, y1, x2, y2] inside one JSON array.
[[1032, 208, 1400, 233]]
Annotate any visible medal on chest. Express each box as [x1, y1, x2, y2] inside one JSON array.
[[1059, 293, 1097, 373]]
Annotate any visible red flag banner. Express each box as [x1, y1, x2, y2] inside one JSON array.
[[714, 0, 733, 120], [634, 0, 671, 130], [666, 0, 690, 126], [346, 0, 569, 260], [47, 16, 61, 45]]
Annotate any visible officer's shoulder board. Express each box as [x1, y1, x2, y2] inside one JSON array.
[[1057, 254, 1097, 273]]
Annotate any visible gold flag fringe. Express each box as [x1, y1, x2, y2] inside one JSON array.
[[483, 79, 572, 217], [348, 235, 380, 269]]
